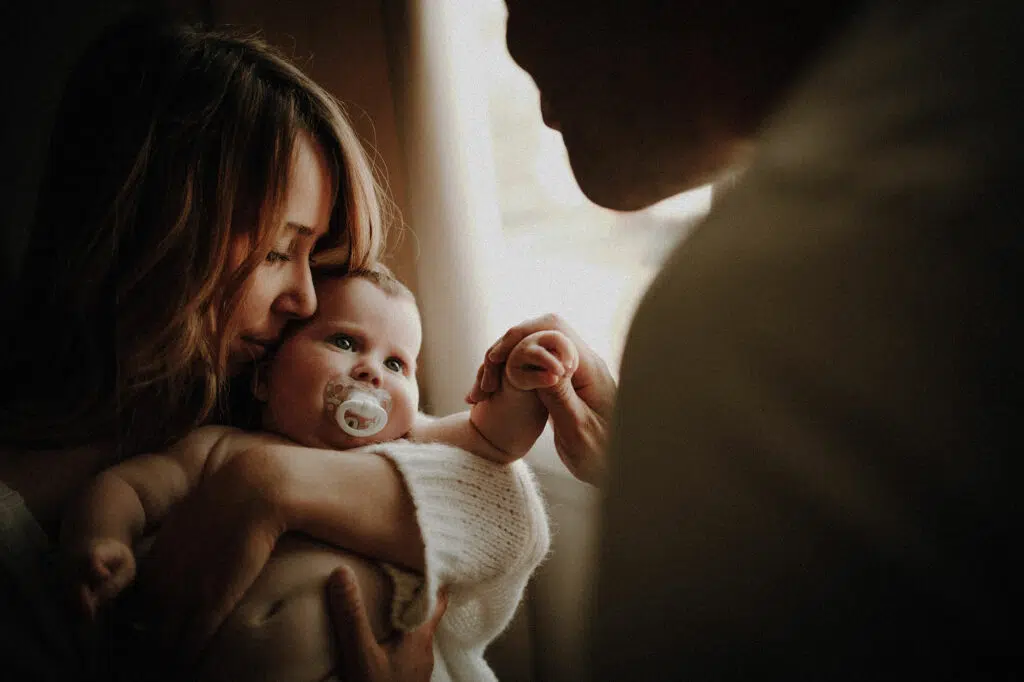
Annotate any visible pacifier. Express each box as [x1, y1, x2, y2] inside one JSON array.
[[324, 377, 392, 438], [336, 389, 388, 437]]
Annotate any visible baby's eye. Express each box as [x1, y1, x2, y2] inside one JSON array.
[[265, 251, 290, 264], [329, 334, 355, 351], [384, 357, 405, 373]]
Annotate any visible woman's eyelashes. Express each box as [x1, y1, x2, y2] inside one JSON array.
[[265, 241, 317, 265]]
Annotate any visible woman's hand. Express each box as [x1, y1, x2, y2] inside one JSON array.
[[135, 444, 288, 663], [467, 314, 617, 486], [327, 566, 448, 681]]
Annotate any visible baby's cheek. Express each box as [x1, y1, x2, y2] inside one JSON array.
[[388, 403, 418, 440]]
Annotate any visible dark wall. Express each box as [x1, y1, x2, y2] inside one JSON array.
[[0, 0, 412, 296], [0, 0, 210, 289]]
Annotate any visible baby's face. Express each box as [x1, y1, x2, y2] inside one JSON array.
[[260, 276, 421, 449]]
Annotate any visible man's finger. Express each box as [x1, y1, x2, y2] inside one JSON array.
[[538, 380, 609, 486], [538, 378, 586, 437]]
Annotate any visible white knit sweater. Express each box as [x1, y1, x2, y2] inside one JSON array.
[[355, 440, 551, 682]]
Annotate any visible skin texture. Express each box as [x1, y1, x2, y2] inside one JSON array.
[[469, 315, 615, 486], [63, 275, 561, 676], [258, 277, 422, 450], [225, 132, 333, 369]]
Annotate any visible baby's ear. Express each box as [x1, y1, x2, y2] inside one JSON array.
[[251, 362, 270, 402]]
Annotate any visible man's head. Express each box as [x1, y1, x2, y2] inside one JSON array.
[[255, 267, 422, 449], [503, 1, 863, 210]]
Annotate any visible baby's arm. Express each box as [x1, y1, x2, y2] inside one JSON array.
[[59, 425, 230, 618], [411, 330, 578, 464]]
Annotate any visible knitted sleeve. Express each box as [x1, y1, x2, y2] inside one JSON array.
[[355, 440, 551, 646]]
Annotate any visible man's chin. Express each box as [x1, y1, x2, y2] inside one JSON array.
[[571, 167, 670, 212], [564, 145, 670, 211], [564, 129, 739, 211]]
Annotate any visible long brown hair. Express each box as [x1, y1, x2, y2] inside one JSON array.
[[0, 13, 389, 456]]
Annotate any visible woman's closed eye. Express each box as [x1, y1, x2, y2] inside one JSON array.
[[328, 333, 356, 351], [265, 244, 317, 265]]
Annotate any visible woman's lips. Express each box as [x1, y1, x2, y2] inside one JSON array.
[[242, 336, 275, 358]]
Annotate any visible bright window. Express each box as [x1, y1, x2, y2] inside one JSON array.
[[472, 0, 713, 376]]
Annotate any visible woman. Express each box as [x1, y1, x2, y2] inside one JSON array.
[[0, 12, 434, 680]]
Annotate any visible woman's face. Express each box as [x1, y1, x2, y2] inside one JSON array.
[[226, 133, 334, 371]]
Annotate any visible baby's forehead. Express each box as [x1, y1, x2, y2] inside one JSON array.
[[311, 276, 422, 340], [316, 271, 412, 298], [315, 276, 416, 313]]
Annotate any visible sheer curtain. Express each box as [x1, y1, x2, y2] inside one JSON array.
[[384, 0, 506, 417]]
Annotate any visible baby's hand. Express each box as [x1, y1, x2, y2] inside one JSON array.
[[64, 538, 137, 620], [505, 330, 579, 391]]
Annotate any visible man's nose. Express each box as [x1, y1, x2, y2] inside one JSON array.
[[352, 362, 382, 387]]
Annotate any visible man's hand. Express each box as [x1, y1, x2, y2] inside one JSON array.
[[467, 314, 616, 486], [328, 566, 448, 681]]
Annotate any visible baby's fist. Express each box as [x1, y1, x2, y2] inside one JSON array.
[[505, 330, 579, 391], [67, 538, 136, 620]]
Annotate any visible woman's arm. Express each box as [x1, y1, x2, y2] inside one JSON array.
[[135, 429, 427, 661], [257, 435, 425, 571]]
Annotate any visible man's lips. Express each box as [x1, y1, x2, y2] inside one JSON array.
[[540, 94, 560, 131]]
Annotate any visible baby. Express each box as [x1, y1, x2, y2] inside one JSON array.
[[61, 265, 576, 681]]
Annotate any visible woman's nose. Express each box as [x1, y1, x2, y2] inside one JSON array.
[[352, 362, 382, 387], [276, 262, 317, 319]]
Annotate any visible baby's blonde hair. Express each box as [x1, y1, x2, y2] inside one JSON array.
[[340, 264, 416, 302]]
